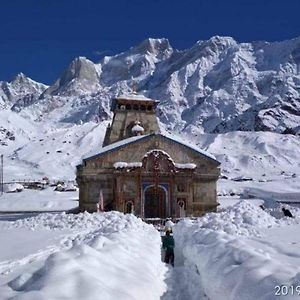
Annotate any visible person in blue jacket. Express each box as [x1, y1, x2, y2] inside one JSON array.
[[162, 230, 175, 266]]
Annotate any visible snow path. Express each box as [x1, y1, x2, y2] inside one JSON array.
[[161, 265, 208, 300], [5, 201, 300, 299], [160, 240, 208, 300], [0, 212, 208, 300]]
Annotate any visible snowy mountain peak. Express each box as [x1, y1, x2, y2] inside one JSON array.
[[0, 73, 48, 109], [43, 56, 100, 97], [60, 56, 98, 85], [1, 35, 300, 135], [135, 38, 172, 54], [98, 38, 173, 88], [10, 72, 27, 82], [207, 35, 237, 46], [8, 72, 46, 88]]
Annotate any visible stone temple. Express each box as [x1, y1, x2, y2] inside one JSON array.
[[76, 92, 220, 218]]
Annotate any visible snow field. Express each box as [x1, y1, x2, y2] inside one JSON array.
[[0, 212, 167, 300], [0, 187, 78, 212], [174, 201, 300, 300]]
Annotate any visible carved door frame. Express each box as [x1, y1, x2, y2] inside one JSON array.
[[142, 182, 169, 218]]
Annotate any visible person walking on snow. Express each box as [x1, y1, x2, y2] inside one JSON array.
[[162, 230, 175, 267]]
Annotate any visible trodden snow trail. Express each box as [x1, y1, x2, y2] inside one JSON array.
[[160, 234, 208, 300], [161, 265, 209, 300]]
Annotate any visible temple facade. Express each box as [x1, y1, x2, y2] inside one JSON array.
[[76, 93, 220, 218]]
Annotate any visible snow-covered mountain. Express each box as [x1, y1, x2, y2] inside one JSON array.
[[0, 73, 48, 111], [0, 36, 300, 180], [2, 36, 300, 134], [1, 37, 300, 300]]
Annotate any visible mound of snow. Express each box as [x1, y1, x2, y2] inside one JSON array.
[[177, 228, 300, 300], [174, 201, 300, 300], [5, 211, 132, 231], [2, 212, 167, 300], [192, 201, 278, 237]]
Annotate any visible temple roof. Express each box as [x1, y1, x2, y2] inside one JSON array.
[[111, 92, 159, 111], [81, 133, 220, 164], [116, 93, 154, 101]]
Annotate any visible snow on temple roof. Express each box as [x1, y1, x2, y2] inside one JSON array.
[[82, 133, 219, 163], [116, 93, 156, 102], [114, 162, 143, 169], [143, 149, 173, 159], [174, 163, 197, 169], [111, 93, 159, 111]]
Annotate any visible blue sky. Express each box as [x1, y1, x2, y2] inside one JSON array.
[[1, 0, 299, 84]]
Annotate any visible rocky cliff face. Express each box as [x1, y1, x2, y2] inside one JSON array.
[[1, 36, 300, 134]]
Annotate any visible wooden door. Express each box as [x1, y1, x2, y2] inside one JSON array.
[[144, 186, 166, 218]]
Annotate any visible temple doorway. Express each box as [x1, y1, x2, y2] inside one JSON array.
[[144, 186, 167, 218]]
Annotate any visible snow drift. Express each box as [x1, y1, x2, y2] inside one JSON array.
[[1, 212, 167, 300], [174, 202, 300, 300]]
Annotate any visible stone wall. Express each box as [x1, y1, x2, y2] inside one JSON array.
[[84, 135, 219, 177], [77, 174, 114, 212], [77, 135, 220, 215]]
